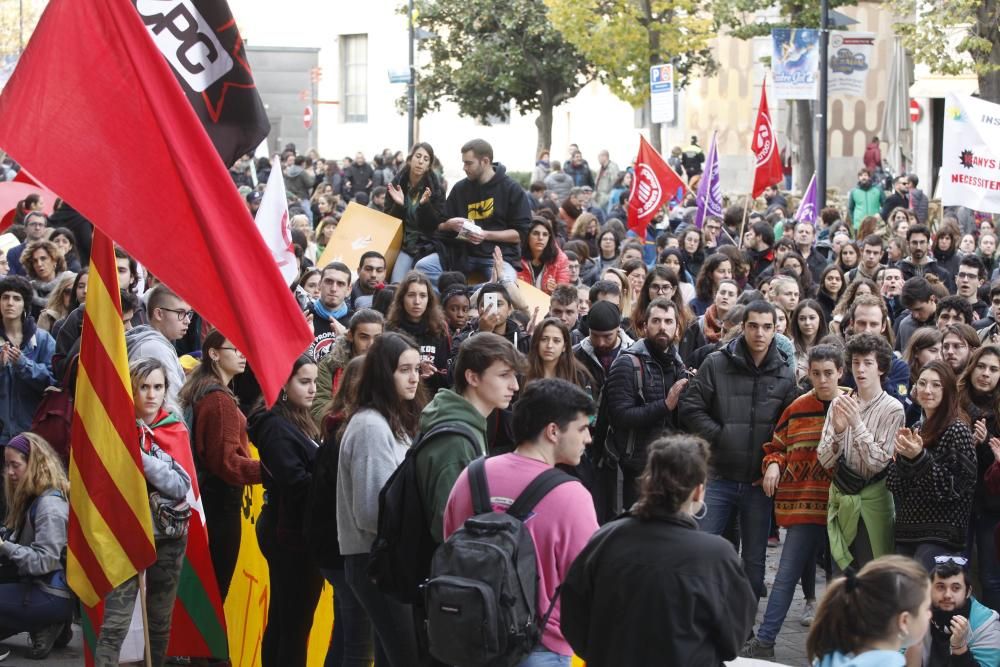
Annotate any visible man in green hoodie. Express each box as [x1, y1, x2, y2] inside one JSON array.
[[415, 331, 525, 544]]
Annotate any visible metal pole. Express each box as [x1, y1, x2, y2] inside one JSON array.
[[407, 0, 415, 149], [19, 0, 23, 53], [817, 0, 829, 210]]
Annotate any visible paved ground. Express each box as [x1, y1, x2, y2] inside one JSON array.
[[752, 529, 830, 666], [6, 528, 823, 666]]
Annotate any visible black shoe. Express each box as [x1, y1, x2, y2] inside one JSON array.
[[29, 622, 62, 659], [54, 622, 72, 649]]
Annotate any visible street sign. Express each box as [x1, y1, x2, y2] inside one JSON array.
[[909, 99, 922, 123], [303, 106, 313, 129], [650, 64, 675, 124]]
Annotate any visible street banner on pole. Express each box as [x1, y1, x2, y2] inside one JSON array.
[[772, 29, 819, 100], [828, 32, 875, 97]]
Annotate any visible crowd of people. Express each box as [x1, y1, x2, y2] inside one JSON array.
[[0, 134, 998, 666]]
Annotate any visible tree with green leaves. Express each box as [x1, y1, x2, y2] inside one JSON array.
[[712, 0, 857, 190], [410, 0, 592, 155], [544, 0, 715, 151], [891, 0, 999, 104]]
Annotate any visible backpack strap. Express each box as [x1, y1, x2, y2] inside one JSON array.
[[506, 468, 575, 521], [467, 457, 492, 515], [627, 353, 645, 402], [412, 422, 482, 457]]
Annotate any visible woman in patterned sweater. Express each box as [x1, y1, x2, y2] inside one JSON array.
[[888, 360, 977, 570]]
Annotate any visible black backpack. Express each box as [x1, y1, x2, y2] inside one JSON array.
[[423, 457, 573, 667], [368, 421, 481, 604]]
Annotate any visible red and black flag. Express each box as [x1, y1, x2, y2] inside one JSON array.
[[133, 0, 269, 165]]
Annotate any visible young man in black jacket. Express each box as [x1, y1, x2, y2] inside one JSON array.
[[679, 299, 798, 601], [414, 139, 531, 287], [605, 299, 688, 511]]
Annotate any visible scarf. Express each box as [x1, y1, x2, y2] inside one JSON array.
[[313, 299, 348, 323], [703, 305, 723, 343]]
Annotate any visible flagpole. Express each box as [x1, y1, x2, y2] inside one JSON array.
[[737, 193, 753, 249], [139, 573, 153, 667]]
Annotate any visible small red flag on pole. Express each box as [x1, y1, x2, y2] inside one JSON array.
[[750, 82, 783, 199], [627, 136, 687, 240]]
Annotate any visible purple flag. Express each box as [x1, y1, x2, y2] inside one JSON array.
[[795, 173, 818, 225], [694, 131, 722, 229]]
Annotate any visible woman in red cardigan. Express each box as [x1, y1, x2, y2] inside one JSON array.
[[517, 217, 570, 295], [178, 329, 261, 602]]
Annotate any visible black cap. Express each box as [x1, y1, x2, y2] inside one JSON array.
[[588, 301, 621, 332]]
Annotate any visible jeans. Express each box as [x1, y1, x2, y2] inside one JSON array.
[[414, 253, 518, 288], [257, 505, 324, 667], [0, 581, 74, 634], [344, 553, 419, 667], [974, 512, 1000, 612], [391, 252, 417, 283], [698, 478, 772, 599], [320, 567, 373, 667], [516, 649, 571, 667], [95, 535, 188, 667], [757, 524, 827, 643]]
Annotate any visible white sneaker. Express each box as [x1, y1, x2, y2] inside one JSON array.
[[801, 599, 817, 626]]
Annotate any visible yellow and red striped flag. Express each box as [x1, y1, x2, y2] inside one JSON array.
[[67, 229, 156, 661]]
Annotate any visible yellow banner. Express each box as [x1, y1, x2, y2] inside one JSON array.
[[223, 442, 333, 667]]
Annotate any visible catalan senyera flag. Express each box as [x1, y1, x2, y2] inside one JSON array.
[[68, 230, 156, 662]]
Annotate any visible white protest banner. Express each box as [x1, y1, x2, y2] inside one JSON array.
[[940, 94, 1000, 214], [828, 32, 875, 97]]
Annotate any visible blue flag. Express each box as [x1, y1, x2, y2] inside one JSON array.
[[694, 131, 722, 228]]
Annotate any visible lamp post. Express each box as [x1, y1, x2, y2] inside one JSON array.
[[407, 0, 415, 149], [817, 0, 829, 210]]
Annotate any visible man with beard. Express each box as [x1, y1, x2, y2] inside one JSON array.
[[913, 559, 1000, 666], [605, 299, 689, 511], [349, 251, 386, 310], [898, 224, 955, 291], [848, 168, 884, 230]]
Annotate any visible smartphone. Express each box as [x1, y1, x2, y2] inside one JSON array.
[[483, 292, 499, 316]]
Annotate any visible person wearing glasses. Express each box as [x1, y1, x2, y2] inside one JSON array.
[[178, 330, 260, 604], [909, 556, 1000, 666], [125, 284, 193, 413], [5, 211, 48, 278]]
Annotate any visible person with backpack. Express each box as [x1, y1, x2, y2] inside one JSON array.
[[437, 378, 598, 667], [177, 331, 260, 604], [247, 355, 323, 667], [96, 358, 192, 667], [337, 332, 425, 666], [560, 435, 757, 666], [604, 298, 689, 510], [0, 432, 74, 660]]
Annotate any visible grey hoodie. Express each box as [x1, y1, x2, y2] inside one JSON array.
[[125, 325, 186, 413], [0, 490, 67, 578]]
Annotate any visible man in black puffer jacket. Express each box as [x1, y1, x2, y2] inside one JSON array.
[[680, 300, 798, 601], [605, 299, 689, 511]]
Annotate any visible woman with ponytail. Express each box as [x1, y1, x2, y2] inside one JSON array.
[[806, 556, 931, 666]]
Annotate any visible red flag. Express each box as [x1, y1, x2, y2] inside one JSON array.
[[750, 83, 783, 199], [627, 136, 686, 239], [0, 0, 312, 405]]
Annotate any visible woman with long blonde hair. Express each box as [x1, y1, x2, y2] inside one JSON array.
[[0, 432, 74, 660]]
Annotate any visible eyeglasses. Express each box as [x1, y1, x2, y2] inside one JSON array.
[[218, 346, 244, 356], [649, 283, 674, 294], [160, 307, 195, 323], [957, 272, 980, 281], [934, 555, 968, 566]]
